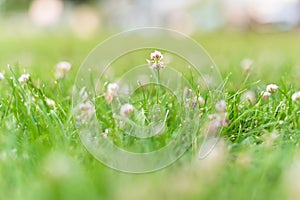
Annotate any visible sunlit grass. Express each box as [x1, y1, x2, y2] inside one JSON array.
[[0, 31, 300, 200]]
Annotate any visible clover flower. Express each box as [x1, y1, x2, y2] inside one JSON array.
[[103, 129, 109, 139], [292, 91, 300, 102], [185, 96, 205, 109], [0, 72, 4, 80], [104, 82, 119, 104], [18, 74, 30, 85], [55, 61, 71, 79], [76, 101, 95, 124], [266, 84, 279, 93], [198, 96, 205, 106], [215, 100, 226, 113], [147, 50, 165, 70], [107, 83, 119, 96], [241, 58, 253, 73], [45, 98, 55, 107], [120, 103, 134, 117], [207, 112, 230, 136], [261, 91, 271, 100]]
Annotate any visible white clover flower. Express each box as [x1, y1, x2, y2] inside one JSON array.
[[107, 83, 119, 96], [150, 50, 163, 60], [198, 96, 205, 106], [292, 91, 300, 102], [147, 50, 165, 70], [266, 84, 279, 93], [186, 96, 205, 108], [18, 73, 30, 84], [207, 112, 230, 136], [46, 98, 55, 107], [104, 93, 113, 104], [103, 129, 109, 139], [183, 87, 193, 98], [262, 91, 271, 100], [79, 87, 88, 101], [215, 100, 226, 113], [79, 101, 94, 112], [76, 101, 95, 123], [0, 72, 4, 80], [120, 103, 134, 117], [55, 61, 71, 79], [104, 82, 119, 104], [241, 58, 253, 73]]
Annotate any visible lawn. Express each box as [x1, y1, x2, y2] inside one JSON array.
[[0, 30, 300, 200]]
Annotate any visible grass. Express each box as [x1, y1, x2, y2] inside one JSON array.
[[0, 30, 300, 200]]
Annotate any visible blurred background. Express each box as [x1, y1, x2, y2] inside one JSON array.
[[1, 1, 300, 200], [1, 0, 300, 37], [1, 0, 300, 87]]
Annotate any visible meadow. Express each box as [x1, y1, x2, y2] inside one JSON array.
[[0, 30, 300, 200]]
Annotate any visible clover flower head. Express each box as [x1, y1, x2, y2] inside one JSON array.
[[147, 50, 165, 70], [18, 74, 30, 84], [103, 129, 109, 138], [76, 101, 95, 124], [207, 112, 230, 136], [0, 72, 4, 80], [215, 100, 226, 113], [266, 84, 279, 93], [198, 96, 205, 106], [55, 61, 71, 79], [292, 91, 300, 102], [107, 83, 119, 96], [104, 82, 119, 104], [241, 58, 253, 73], [46, 98, 55, 107], [120, 103, 134, 117], [150, 50, 163, 60], [262, 91, 271, 100]]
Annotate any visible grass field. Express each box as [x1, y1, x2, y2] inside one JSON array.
[[1, 30, 300, 200]]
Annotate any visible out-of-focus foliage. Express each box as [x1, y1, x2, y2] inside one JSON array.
[[2, 0, 98, 12]]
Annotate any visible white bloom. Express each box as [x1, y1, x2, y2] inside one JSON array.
[[55, 61, 71, 79], [292, 91, 300, 102], [104, 83, 119, 104], [76, 101, 95, 123], [107, 83, 119, 96], [46, 98, 55, 107], [18, 74, 30, 84], [147, 50, 165, 70], [215, 100, 226, 113], [0, 72, 4, 80], [150, 50, 163, 60], [104, 93, 113, 104], [198, 96, 205, 106], [241, 58, 253, 73], [120, 103, 134, 117], [183, 87, 193, 98], [266, 84, 279, 93], [103, 129, 109, 138], [207, 112, 230, 136], [186, 96, 205, 108], [262, 91, 271, 100], [79, 102, 94, 111], [79, 87, 88, 101]]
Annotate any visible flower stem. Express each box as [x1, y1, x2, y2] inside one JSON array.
[[156, 70, 160, 104]]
